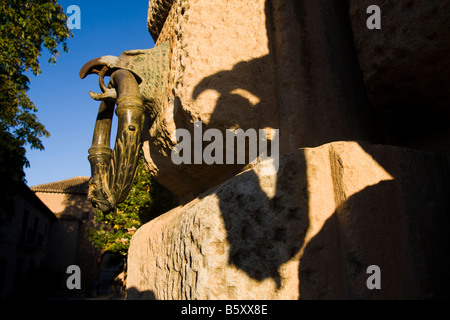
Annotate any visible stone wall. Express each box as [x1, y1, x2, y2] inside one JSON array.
[[127, 141, 450, 299], [126, 0, 450, 299], [349, 0, 450, 143], [34, 193, 94, 220], [34, 187, 98, 297], [142, 0, 378, 202]]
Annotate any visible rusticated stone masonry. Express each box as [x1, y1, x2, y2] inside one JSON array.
[[127, 0, 450, 299], [127, 141, 450, 299]]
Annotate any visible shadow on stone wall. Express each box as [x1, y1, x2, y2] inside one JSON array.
[[45, 191, 99, 299], [129, 0, 450, 299], [187, 0, 450, 299], [216, 154, 309, 289], [298, 144, 450, 299], [127, 287, 157, 300]]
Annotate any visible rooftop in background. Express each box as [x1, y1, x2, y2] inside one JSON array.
[[30, 176, 90, 195]]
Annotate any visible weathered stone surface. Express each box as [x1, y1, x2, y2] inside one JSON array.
[[349, 0, 450, 138], [147, 0, 174, 41], [143, 0, 378, 202], [126, 141, 450, 299]]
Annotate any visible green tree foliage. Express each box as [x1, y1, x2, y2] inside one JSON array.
[[88, 155, 177, 263], [0, 0, 72, 188]]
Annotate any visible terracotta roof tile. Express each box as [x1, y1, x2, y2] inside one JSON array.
[[31, 176, 90, 195]]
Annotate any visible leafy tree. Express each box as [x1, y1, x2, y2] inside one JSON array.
[[88, 155, 177, 267], [0, 0, 72, 188]]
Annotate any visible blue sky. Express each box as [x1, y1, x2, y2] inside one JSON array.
[[24, 0, 155, 187]]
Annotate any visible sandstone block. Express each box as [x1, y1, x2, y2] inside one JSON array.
[[349, 0, 450, 138], [143, 0, 377, 201], [147, 0, 174, 41], [126, 141, 450, 299]]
